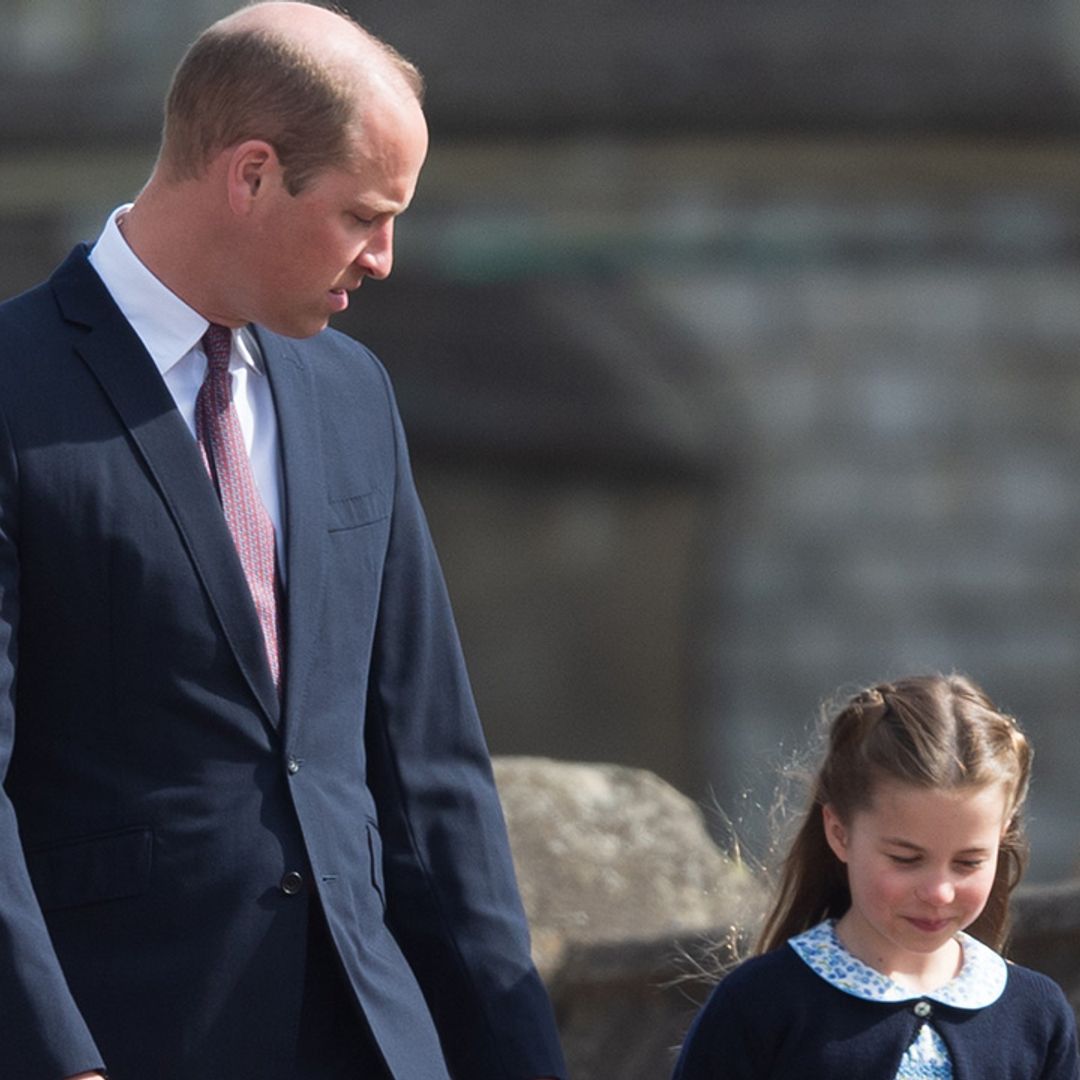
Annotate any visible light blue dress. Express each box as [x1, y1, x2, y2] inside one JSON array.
[[788, 920, 1008, 1080]]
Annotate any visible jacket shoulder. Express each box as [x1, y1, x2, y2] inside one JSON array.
[[0, 244, 100, 346], [0, 274, 63, 335]]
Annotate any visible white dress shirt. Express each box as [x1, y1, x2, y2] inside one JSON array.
[[88, 205, 286, 571]]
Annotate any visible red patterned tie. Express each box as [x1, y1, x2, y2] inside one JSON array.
[[195, 323, 282, 691]]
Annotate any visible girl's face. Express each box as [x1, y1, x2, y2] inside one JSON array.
[[823, 779, 1009, 987]]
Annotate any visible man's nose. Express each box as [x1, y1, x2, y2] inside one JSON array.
[[356, 219, 394, 280]]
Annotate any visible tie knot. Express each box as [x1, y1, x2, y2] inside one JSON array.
[[202, 324, 233, 371]]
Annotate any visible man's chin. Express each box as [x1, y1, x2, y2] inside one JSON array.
[[260, 312, 333, 340]]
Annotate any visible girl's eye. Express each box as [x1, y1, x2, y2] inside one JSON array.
[[887, 854, 919, 865], [956, 859, 986, 871]]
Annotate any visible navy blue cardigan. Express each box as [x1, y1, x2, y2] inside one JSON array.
[[672, 943, 1079, 1079]]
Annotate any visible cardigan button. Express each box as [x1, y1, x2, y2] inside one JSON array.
[[913, 1000, 932, 1018]]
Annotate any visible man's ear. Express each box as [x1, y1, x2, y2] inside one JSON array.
[[225, 140, 278, 213], [821, 803, 850, 864]]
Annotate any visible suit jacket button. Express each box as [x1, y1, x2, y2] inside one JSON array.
[[280, 871, 304, 895], [286, 757, 301, 775]]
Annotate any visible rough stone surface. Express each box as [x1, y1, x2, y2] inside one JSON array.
[[492, 756, 762, 979], [494, 757, 763, 1079]]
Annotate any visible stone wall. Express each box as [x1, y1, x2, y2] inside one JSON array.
[[354, 138, 1080, 881], [495, 757, 762, 1080]]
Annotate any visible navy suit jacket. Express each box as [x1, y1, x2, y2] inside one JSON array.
[[0, 247, 565, 1080]]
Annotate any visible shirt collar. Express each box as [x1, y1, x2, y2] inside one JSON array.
[[87, 204, 261, 376], [788, 919, 1007, 1009]]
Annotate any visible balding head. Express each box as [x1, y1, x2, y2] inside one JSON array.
[[220, 2, 422, 98], [160, 0, 423, 195]]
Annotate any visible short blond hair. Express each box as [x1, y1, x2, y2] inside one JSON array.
[[161, 5, 423, 195]]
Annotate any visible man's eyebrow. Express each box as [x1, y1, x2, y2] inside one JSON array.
[[354, 198, 409, 216]]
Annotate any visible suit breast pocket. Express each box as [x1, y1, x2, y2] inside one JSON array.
[[327, 490, 390, 533], [324, 492, 392, 639], [26, 825, 153, 912]]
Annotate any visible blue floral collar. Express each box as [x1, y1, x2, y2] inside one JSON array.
[[789, 919, 1007, 1009]]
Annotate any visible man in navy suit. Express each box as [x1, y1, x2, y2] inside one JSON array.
[[0, 3, 565, 1078]]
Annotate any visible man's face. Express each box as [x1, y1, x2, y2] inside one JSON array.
[[241, 89, 428, 338]]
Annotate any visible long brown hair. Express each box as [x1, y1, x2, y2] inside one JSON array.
[[757, 673, 1031, 955]]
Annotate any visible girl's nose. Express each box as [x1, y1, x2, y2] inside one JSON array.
[[916, 878, 956, 906]]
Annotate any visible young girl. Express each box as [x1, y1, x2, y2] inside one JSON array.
[[673, 673, 1079, 1079]]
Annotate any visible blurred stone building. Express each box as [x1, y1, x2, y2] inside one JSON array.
[[2, 0, 1080, 878]]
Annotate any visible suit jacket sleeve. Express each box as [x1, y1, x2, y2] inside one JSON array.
[[362, 363, 566, 1080], [0, 394, 106, 1078]]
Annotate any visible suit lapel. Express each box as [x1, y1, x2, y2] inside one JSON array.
[[256, 328, 327, 734], [52, 248, 281, 729]]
